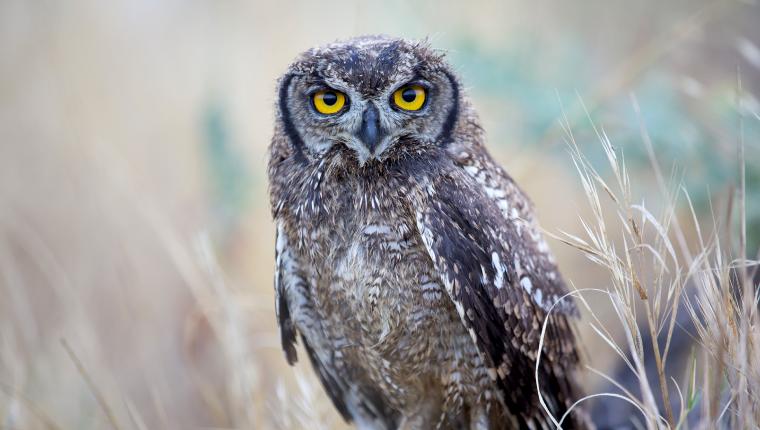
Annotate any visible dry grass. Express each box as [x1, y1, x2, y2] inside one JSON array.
[[1, 3, 756, 429], [0, 156, 346, 429], [536, 93, 759, 429], [2, 95, 754, 429]]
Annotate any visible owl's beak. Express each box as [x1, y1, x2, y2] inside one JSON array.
[[356, 103, 386, 155]]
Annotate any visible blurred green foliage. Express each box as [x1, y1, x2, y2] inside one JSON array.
[[203, 103, 252, 235], [451, 36, 760, 250]]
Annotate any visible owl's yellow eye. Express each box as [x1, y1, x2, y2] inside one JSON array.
[[392, 85, 426, 111], [312, 90, 346, 115]]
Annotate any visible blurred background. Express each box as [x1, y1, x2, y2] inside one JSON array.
[[1, 1, 758, 428]]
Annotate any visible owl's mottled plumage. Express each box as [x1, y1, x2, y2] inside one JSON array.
[[269, 36, 588, 429]]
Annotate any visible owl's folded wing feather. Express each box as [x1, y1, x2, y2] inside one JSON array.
[[274, 222, 399, 428], [274, 223, 300, 365], [414, 169, 583, 428], [274, 223, 353, 420]]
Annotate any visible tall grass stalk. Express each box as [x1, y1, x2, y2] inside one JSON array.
[[537, 94, 759, 429]]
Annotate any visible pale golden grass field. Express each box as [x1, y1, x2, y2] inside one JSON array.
[[1, 1, 758, 429]]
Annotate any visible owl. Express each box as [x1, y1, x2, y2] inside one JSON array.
[[268, 36, 588, 430]]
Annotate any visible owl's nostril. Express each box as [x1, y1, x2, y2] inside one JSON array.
[[357, 104, 386, 153]]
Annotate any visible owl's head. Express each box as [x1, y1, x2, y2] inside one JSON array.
[[276, 36, 461, 166]]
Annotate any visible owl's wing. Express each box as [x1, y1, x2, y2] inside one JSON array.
[[414, 168, 583, 428], [275, 223, 399, 428], [274, 223, 352, 419], [273, 223, 299, 365]]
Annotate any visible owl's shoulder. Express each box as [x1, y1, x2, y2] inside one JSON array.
[[446, 136, 536, 218]]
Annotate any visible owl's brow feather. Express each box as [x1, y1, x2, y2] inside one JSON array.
[[375, 40, 402, 71]]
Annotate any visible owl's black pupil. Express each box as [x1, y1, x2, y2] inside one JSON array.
[[401, 88, 417, 103], [322, 92, 338, 106]]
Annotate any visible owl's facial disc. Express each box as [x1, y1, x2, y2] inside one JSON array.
[[302, 78, 447, 165], [280, 36, 460, 166]]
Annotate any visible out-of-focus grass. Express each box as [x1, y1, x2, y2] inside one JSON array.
[[1, 1, 758, 429], [542, 94, 759, 428]]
